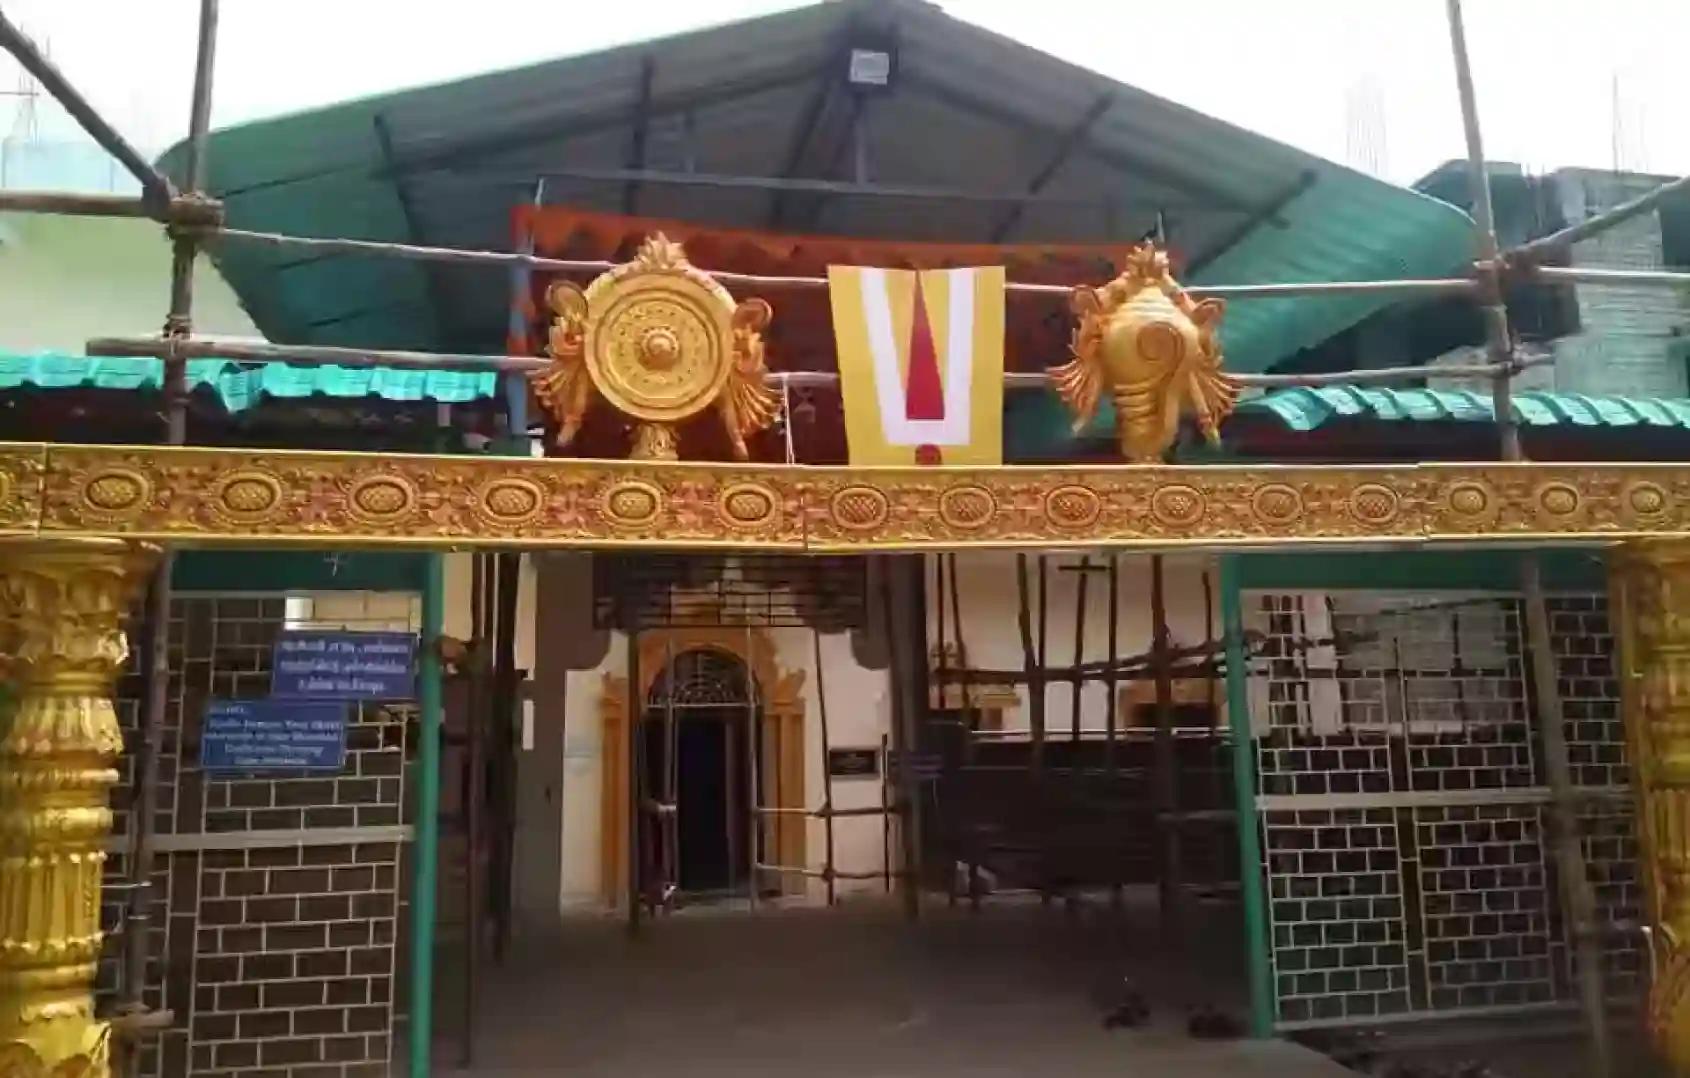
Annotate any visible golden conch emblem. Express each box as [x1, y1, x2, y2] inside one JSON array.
[[1047, 243, 1239, 462], [529, 234, 780, 461]]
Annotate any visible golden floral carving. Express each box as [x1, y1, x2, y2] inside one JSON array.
[[529, 234, 780, 461], [8, 442, 1690, 550], [1613, 540, 1690, 1070], [1048, 243, 1240, 462], [0, 538, 155, 1078]]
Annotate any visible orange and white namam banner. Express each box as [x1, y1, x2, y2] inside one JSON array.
[[827, 266, 1005, 466]]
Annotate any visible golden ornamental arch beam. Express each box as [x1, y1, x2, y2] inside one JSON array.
[[1, 442, 1689, 551]]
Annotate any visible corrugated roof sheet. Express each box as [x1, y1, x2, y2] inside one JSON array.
[[1239, 385, 1690, 431], [0, 354, 496, 412], [165, 0, 1473, 373]]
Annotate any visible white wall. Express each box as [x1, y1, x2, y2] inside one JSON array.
[[0, 212, 259, 351], [932, 551, 1220, 733]]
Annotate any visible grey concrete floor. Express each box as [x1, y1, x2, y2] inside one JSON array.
[[435, 891, 1355, 1077]]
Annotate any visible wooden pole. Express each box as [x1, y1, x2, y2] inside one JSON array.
[[1151, 554, 1181, 932], [812, 625, 837, 907], [1446, 3, 1609, 1071], [121, 7, 218, 1067], [1070, 556, 1090, 745]]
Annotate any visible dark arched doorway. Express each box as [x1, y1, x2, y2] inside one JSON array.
[[640, 648, 757, 902]]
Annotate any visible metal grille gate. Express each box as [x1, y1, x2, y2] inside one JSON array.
[[104, 591, 419, 1077], [1244, 590, 1640, 1029]]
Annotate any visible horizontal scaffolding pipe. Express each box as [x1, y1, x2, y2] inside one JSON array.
[[0, 12, 174, 208], [1529, 265, 1690, 290], [444, 164, 1132, 209], [1510, 172, 1690, 263], [0, 190, 221, 225], [202, 225, 1474, 300], [86, 334, 1545, 392]]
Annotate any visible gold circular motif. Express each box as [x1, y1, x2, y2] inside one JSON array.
[[1447, 481, 1491, 516], [211, 471, 284, 524], [717, 482, 779, 529], [829, 485, 890, 531], [1626, 481, 1670, 519], [1150, 484, 1205, 528], [1045, 485, 1102, 529], [80, 468, 149, 519], [584, 271, 734, 423], [1536, 482, 1581, 517], [347, 475, 417, 524], [477, 478, 545, 527], [1251, 483, 1303, 525], [602, 480, 663, 527], [1349, 483, 1400, 525], [938, 485, 996, 530]]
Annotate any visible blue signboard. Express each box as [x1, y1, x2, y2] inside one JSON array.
[[200, 699, 348, 772], [271, 631, 416, 700]]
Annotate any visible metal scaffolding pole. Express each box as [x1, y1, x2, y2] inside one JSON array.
[[119, 5, 218, 1068], [1445, 3, 1610, 1074]]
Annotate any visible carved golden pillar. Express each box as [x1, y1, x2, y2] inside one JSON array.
[[1615, 539, 1690, 1071], [0, 539, 155, 1078]]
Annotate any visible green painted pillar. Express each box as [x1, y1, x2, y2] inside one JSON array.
[[1220, 555, 1274, 1037], [408, 553, 446, 1078]]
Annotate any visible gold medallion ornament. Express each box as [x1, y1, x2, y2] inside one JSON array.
[[1048, 242, 1240, 462], [530, 234, 781, 461]]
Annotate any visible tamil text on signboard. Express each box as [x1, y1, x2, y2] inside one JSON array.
[[201, 699, 348, 772], [272, 630, 416, 700]]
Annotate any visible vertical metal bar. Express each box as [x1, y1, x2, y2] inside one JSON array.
[[882, 556, 922, 919], [461, 555, 488, 1065], [408, 554, 447, 1078], [1016, 554, 1045, 775], [1071, 557, 1090, 744], [813, 626, 837, 907], [1445, 0, 1520, 463], [491, 553, 519, 959], [1151, 554, 1181, 931], [744, 621, 760, 909], [1219, 556, 1273, 1037], [121, 3, 217, 1055], [1105, 553, 1121, 910], [662, 634, 676, 906], [627, 627, 644, 930], [881, 731, 893, 893]]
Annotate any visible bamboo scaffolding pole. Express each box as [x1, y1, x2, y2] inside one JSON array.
[[0, 11, 175, 208], [812, 625, 837, 906], [121, 6, 218, 1067], [198, 223, 1480, 301], [0, 189, 220, 222], [83, 331, 1555, 391], [1529, 265, 1690, 290], [1445, 3, 1610, 1073]]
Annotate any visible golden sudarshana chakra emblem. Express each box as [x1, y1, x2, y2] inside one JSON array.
[[529, 234, 780, 461]]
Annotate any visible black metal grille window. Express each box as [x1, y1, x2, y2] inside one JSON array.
[[593, 553, 866, 630]]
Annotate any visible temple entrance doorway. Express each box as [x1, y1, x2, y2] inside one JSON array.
[[640, 648, 756, 902]]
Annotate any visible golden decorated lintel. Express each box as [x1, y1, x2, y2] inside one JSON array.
[[529, 234, 780, 461], [1048, 243, 1239, 462]]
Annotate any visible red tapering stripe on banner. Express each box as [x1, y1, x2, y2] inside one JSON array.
[[904, 274, 943, 421]]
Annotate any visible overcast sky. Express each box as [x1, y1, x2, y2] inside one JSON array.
[[0, 0, 1683, 187]]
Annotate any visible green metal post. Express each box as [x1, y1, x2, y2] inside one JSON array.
[[1220, 555, 1273, 1037], [408, 553, 446, 1078]]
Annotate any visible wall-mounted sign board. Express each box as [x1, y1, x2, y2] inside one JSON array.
[[271, 631, 416, 700], [201, 699, 348, 773], [828, 747, 882, 779]]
